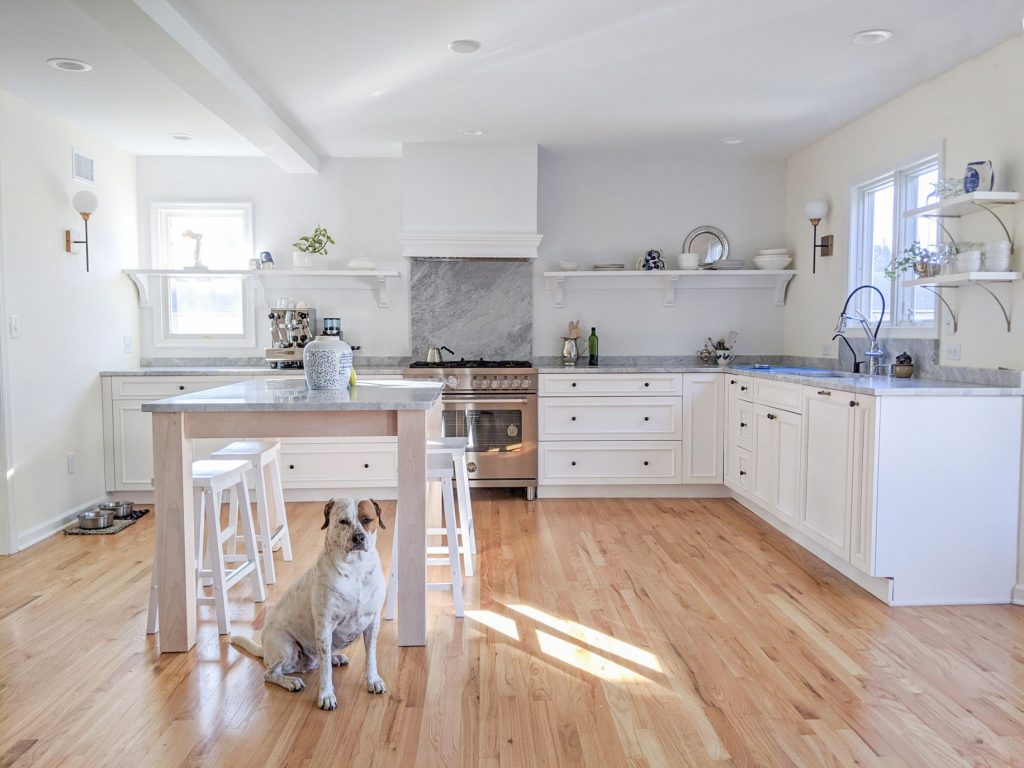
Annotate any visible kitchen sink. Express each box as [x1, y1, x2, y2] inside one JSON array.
[[738, 366, 850, 378]]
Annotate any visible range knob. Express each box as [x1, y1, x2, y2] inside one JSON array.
[[478, 378, 490, 389], [522, 378, 532, 388], [446, 375, 460, 389], [500, 377, 510, 389]]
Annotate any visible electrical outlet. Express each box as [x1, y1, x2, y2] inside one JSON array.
[[942, 312, 956, 334], [67, 453, 76, 474], [123, 335, 133, 354], [822, 342, 834, 357], [8, 315, 19, 339], [944, 343, 962, 361]]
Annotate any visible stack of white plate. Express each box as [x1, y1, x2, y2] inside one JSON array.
[[753, 249, 792, 270], [704, 260, 747, 270], [592, 263, 626, 271]]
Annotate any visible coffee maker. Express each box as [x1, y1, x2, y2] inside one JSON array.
[[264, 308, 317, 368]]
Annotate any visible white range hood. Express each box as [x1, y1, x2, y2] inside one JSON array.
[[400, 143, 542, 259]]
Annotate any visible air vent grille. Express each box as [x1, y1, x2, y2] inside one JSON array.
[[72, 148, 95, 185]]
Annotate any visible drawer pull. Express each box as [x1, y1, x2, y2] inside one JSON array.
[[740, 385, 748, 391], [571, 461, 577, 466], [571, 416, 577, 421], [817, 390, 831, 396], [288, 464, 295, 470], [643, 416, 650, 422], [178, 385, 186, 391], [571, 382, 577, 388], [644, 382, 650, 388], [730, 379, 737, 385], [739, 470, 747, 476], [849, 400, 857, 407], [766, 413, 776, 421], [363, 463, 370, 469], [740, 422, 747, 428], [643, 461, 649, 466]]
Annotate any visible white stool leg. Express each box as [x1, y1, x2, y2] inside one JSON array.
[[384, 505, 399, 621], [235, 478, 266, 603], [225, 483, 240, 556], [205, 487, 231, 635], [196, 487, 213, 588], [251, 464, 276, 584], [441, 477, 464, 618], [268, 452, 292, 561], [454, 453, 477, 556]]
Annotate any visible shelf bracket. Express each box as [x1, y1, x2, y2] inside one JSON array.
[[546, 275, 566, 308], [972, 281, 1013, 331], [125, 271, 151, 307], [917, 286, 959, 333], [972, 202, 1015, 252], [773, 273, 796, 306], [660, 274, 679, 307]]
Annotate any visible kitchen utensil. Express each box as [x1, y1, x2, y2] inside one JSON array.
[[683, 226, 730, 266], [78, 509, 115, 529], [98, 500, 134, 520], [561, 337, 583, 366], [678, 252, 701, 270], [426, 345, 454, 364]]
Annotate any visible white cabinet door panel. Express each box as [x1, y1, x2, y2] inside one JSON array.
[[539, 441, 682, 484], [773, 410, 802, 522], [539, 397, 682, 441], [800, 388, 852, 558], [725, 375, 753, 402], [682, 373, 723, 483], [849, 395, 877, 575], [751, 404, 774, 507], [752, 378, 803, 414], [539, 373, 682, 397]]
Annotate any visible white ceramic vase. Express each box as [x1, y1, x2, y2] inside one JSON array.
[[292, 250, 315, 270], [303, 336, 352, 390]]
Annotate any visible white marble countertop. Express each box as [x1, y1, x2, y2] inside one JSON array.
[[101, 365, 408, 376], [537, 361, 1023, 396], [142, 378, 443, 412]]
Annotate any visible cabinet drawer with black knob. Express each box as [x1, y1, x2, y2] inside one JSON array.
[[538, 441, 681, 485], [278, 442, 398, 487], [538, 396, 682, 441]]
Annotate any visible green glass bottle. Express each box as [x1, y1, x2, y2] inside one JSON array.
[[588, 326, 599, 366]]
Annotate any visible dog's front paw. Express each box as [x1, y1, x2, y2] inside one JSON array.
[[331, 654, 350, 667], [366, 676, 387, 694], [285, 677, 305, 692], [318, 690, 338, 710]]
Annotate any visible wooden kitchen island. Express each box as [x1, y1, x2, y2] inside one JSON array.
[[143, 377, 443, 652]]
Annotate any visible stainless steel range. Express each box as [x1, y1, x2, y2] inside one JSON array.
[[403, 359, 537, 500]]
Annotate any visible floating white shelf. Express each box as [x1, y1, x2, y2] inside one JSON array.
[[123, 269, 401, 308], [903, 191, 1022, 219], [542, 269, 796, 308], [901, 272, 1021, 332]]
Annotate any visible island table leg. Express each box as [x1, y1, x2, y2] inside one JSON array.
[[396, 408, 428, 646], [152, 412, 196, 652]]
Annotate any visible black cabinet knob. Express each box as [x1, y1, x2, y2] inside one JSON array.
[[288, 464, 295, 470], [643, 416, 650, 422], [644, 382, 650, 388], [740, 422, 747, 428], [571, 382, 577, 388], [730, 379, 737, 385], [178, 385, 185, 391], [571, 416, 577, 421], [740, 386, 748, 391], [364, 463, 370, 469], [849, 400, 857, 407], [739, 470, 747, 476], [571, 461, 576, 466], [643, 460, 649, 466]]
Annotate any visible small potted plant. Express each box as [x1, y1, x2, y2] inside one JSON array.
[[884, 241, 940, 280], [292, 225, 335, 269]]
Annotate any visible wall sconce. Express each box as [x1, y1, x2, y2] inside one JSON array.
[[65, 190, 99, 272], [805, 198, 833, 274]]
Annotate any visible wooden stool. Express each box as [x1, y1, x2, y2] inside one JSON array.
[[428, 437, 477, 574], [384, 453, 464, 620], [211, 439, 293, 585], [146, 459, 266, 636]]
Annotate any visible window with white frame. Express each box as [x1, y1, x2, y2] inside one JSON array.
[[851, 157, 939, 329], [151, 203, 254, 345]]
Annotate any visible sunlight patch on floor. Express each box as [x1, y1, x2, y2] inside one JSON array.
[[508, 603, 662, 671], [535, 630, 652, 683], [465, 609, 520, 640]]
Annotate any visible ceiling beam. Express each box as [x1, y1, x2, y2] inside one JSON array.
[[71, 0, 321, 173]]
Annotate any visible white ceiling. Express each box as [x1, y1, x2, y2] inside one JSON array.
[[3, 0, 1023, 162]]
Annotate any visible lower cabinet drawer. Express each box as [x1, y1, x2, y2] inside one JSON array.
[[753, 378, 803, 414], [539, 397, 682, 440], [538, 441, 682, 485], [280, 443, 397, 488], [726, 446, 754, 494]]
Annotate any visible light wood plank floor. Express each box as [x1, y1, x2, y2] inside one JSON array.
[[1, 493, 1023, 767]]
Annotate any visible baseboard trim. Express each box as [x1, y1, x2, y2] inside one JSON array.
[[110, 488, 399, 505], [1012, 583, 1024, 606], [17, 495, 108, 551], [538, 484, 730, 499]]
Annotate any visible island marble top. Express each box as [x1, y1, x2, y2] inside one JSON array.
[[142, 378, 444, 413]]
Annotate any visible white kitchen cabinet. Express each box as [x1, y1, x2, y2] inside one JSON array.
[[279, 440, 398, 488], [539, 373, 682, 397], [773, 409, 803, 522], [539, 441, 681, 484], [110, 400, 157, 490], [539, 396, 682, 441], [751, 404, 775, 508], [848, 396, 876, 575], [752, 378, 803, 414], [725, 374, 753, 402], [682, 373, 723, 484]]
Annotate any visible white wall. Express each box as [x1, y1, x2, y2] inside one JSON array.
[[136, 156, 408, 358], [784, 38, 1024, 368], [535, 144, 788, 358], [0, 89, 140, 549]]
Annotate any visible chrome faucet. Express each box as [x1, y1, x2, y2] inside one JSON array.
[[833, 285, 886, 375]]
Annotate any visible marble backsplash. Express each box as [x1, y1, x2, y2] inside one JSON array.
[[409, 259, 532, 361]]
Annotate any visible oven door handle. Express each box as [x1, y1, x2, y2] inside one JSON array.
[[444, 396, 530, 405]]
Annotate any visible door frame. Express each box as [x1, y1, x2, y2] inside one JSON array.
[[0, 158, 16, 554]]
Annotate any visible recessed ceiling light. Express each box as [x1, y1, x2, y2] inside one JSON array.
[[851, 29, 893, 46], [457, 128, 484, 137], [168, 133, 193, 141], [448, 39, 481, 54], [720, 137, 744, 145], [47, 57, 92, 72]]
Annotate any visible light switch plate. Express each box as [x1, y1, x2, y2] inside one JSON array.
[[822, 342, 834, 357], [8, 315, 18, 339], [944, 343, 962, 361], [67, 453, 76, 474], [123, 335, 133, 354]]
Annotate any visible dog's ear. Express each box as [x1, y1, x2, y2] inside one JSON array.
[[372, 499, 385, 530], [321, 500, 333, 530]]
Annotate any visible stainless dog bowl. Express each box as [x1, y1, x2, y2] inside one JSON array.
[[78, 509, 115, 529], [98, 500, 134, 520]]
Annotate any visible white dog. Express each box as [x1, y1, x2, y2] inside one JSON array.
[[230, 498, 387, 710]]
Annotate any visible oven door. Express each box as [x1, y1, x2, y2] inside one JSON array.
[[441, 395, 537, 483]]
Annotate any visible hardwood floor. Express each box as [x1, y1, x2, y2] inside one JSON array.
[[1, 494, 1023, 767]]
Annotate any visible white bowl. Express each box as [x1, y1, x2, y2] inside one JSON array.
[[983, 257, 1010, 272], [677, 252, 701, 270], [753, 255, 792, 270], [757, 248, 789, 255], [955, 250, 982, 273], [557, 261, 579, 271]]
